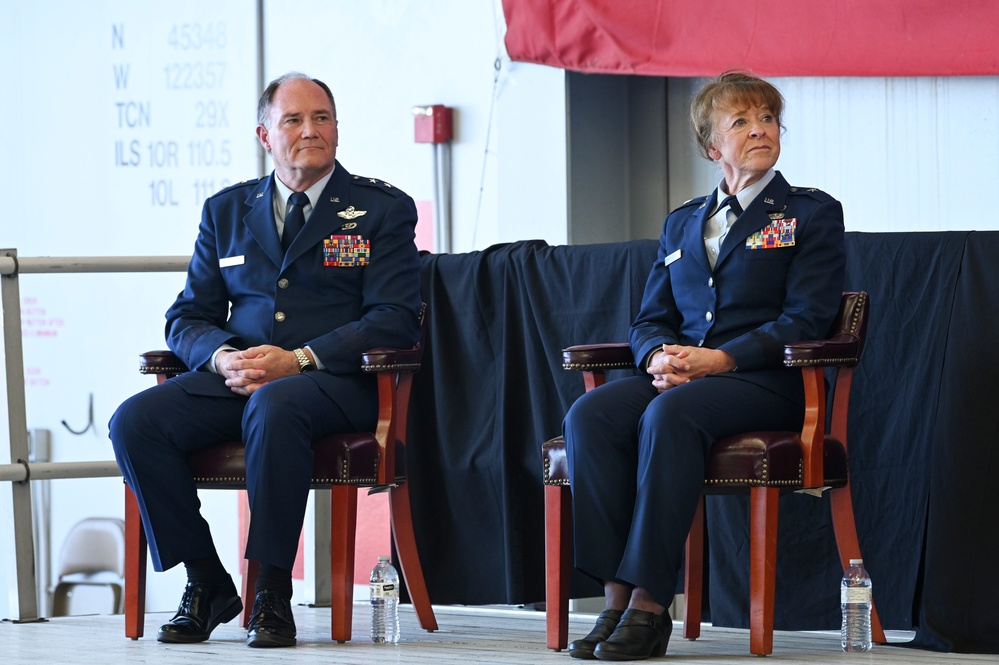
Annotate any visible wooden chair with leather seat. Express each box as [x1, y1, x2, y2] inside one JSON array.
[[123, 306, 438, 643], [542, 291, 886, 655]]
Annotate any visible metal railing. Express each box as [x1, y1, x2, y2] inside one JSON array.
[[0, 250, 189, 622]]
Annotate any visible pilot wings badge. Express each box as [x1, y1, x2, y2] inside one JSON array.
[[337, 206, 367, 220]]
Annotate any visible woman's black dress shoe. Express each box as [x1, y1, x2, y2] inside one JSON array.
[[568, 609, 624, 659], [593, 608, 670, 661]]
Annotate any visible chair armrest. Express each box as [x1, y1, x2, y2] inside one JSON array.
[[784, 333, 862, 368], [562, 343, 634, 371], [361, 347, 422, 373], [138, 348, 420, 376]]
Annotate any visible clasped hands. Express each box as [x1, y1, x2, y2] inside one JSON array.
[[647, 344, 736, 393], [215, 345, 307, 396]]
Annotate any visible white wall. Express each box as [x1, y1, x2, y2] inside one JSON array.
[[0, 0, 567, 618], [260, 0, 567, 252], [0, 0, 261, 618], [669, 75, 999, 232]]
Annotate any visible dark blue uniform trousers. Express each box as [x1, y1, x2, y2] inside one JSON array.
[[109, 373, 367, 573], [563, 372, 804, 606]]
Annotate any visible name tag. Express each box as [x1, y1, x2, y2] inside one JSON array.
[[219, 255, 245, 268], [664, 249, 683, 267]]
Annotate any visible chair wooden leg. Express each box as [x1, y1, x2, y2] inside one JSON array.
[[830, 483, 887, 645], [124, 484, 147, 639], [390, 482, 439, 633], [683, 496, 705, 640], [544, 483, 571, 650], [330, 485, 358, 643], [749, 486, 779, 656], [240, 558, 259, 628], [238, 491, 255, 627]]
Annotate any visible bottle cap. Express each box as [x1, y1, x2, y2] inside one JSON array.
[[378, 555, 391, 562], [849, 558, 863, 565]]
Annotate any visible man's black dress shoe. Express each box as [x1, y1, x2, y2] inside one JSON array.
[[568, 609, 624, 659], [157, 581, 242, 643], [593, 608, 671, 661], [246, 589, 297, 648]]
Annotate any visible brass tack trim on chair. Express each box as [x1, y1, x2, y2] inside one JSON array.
[[138, 363, 186, 375], [192, 475, 245, 484], [705, 478, 803, 487], [362, 362, 421, 372], [562, 361, 633, 371], [786, 357, 857, 367], [848, 292, 865, 335], [703, 459, 804, 487], [310, 448, 381, 484], [543, 458, 569, 485], [317, 476, 378, 485]]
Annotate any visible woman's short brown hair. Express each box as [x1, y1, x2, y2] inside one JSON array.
[[690, 71, 784, 160]]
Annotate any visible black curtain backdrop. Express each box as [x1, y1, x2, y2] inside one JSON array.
[[403, 232, 999, 653]]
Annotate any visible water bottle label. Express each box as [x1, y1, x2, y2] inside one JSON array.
[[842, 587, 871, 604], [371, 582, 400, 599]]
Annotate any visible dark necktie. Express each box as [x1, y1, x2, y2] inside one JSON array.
[[282, 191, 310, 252], [718, 194, 743, 222]]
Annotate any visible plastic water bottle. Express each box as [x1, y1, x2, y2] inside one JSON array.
[[370, 555, 401, 644], [841, 558, 873, 652]]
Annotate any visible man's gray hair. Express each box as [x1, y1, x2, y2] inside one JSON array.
[[257, 72, 337, 127]]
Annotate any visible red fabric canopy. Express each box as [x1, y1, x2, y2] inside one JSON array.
[[501, 0, 999, 77]]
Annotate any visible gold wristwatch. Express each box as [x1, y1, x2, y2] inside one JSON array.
[[294, 348, 315, 373]]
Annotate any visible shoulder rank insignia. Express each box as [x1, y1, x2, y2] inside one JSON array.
[[352, 174, 404, 197], [337, 206, 367, 220], [673, 195, 708, 213]]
